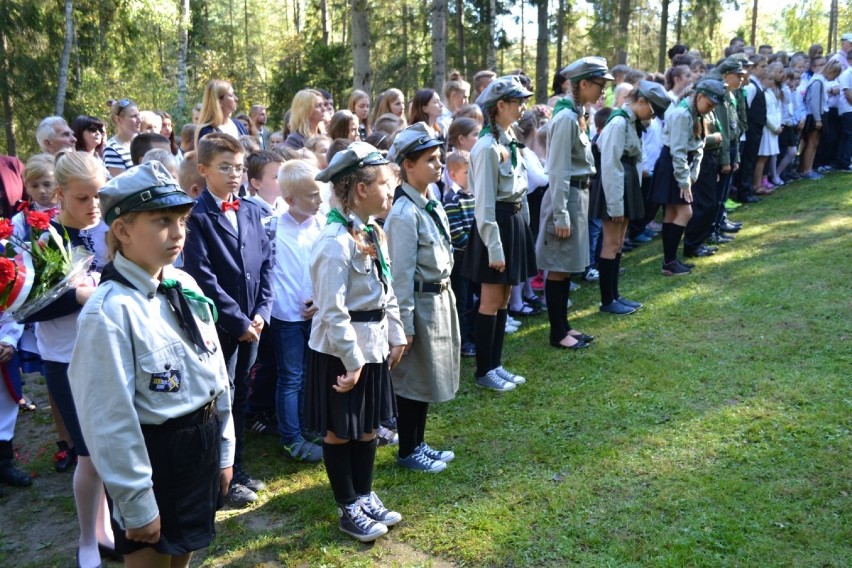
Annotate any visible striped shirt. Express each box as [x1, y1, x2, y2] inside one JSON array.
[[442, 184, 475, 253], [103, 137, 132, 172]]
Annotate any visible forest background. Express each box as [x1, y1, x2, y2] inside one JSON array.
[[2, 0, 852, 158]]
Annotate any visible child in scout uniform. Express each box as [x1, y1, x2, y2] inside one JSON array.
[[462, 76, 535, 391], [650, 77, 725, 275], [384, 122, 461, 472], [538, 58, 613, 349], [306, 142, 407, 542], [68, 161, 235, 567], [592, 80, 671, 315]]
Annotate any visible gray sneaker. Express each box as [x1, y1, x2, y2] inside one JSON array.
[[397, 449, 447, 472], [493, 365, 526, 385], [376, 425, 399, 446], [337, 501, 388, 542], [282, 438, 324, 463], [475, 370, 516, 392], [418, 442, 454, 463], [226, 482, 258, 507], [358, 491, 402, 526]]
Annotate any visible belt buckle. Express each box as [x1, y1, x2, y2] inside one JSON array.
[[203, 400, 216, 423]]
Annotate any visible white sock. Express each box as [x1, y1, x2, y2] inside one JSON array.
[[74, 456, 103, 568]]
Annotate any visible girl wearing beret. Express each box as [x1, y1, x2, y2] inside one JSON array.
[[463, 76, 535, 391], [306, 143, 406, 542], [538, 58, 612, 349], [650, 79, 723, 275], [592, 81, 670, 314]]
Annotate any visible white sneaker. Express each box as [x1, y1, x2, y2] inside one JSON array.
[[505, 323, 519, 334], [507, 315, 521, 327]]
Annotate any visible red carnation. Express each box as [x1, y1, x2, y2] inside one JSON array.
[[0, 218, 12, 240], [0, 257, 16, 289], [25, 211, 51, 231]]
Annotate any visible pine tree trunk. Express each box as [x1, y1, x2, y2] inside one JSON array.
[[55, 0, 73, 116], [0, 1, 16, 156], [486, 0, 496, 70], [321, 0, 329, 45], [534, 0, 549, 103], [456, 0, 466, 76], [616, 0, 630, 64], [177, 0, 189, 115], [750, 0, 757, 47], [556, 0, 565, 72], [658, 0, 669, 72], [431, 0, 447, 95], [351, 0, 371, 93]]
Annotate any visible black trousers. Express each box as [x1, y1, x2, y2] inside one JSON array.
[[684, 150, 720, 251], [736, 122, 763, 199], [816, 108, 841, 168]]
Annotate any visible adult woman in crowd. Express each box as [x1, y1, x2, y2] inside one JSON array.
[[349, 90, 371, 140], [285, 89, 325, 150], [103, 98, 140, 178], [157, 111, 180, 156], [408, 89, 445, 138], [72, 116, 107, 160], [195, 79, 247, 145]]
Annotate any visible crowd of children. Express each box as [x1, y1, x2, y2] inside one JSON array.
[[2, 34, 851, 565]]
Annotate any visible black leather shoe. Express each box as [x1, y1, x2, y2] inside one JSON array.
[[616, 296, 643, 309], [703, 245, 719, 253], [741, 195, 761, 203], [720, 222, 741, 232], [684, 247, 715, 258], [0, 460, 33, 487], [568, 331, 595, 343], [726, 220, 743, 229], [550, 337, 590, 350]]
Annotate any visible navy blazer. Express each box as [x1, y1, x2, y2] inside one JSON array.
[[182, 189, 273, 339]]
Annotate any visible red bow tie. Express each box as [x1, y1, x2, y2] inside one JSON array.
[[221, 199, 240, 212]]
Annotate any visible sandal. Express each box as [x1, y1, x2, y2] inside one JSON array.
[[522, 295, 543, 308]]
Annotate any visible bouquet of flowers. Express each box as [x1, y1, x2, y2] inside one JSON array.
[[0, 207, 93, 323]]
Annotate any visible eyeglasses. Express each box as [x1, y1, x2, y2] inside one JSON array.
[[215, 164, 245, 175], [86, 125, 105, 133], [589, 80, 607, 89]]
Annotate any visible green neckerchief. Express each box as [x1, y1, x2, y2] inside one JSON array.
[[160, 278, 218, 323], [479, 125, 525, 168], [605, 108, 646, 136], [424, 199, 452, 244], [326, 208, 393, 284], [554, 97, 590, 137], [678, 98, 706, 139]]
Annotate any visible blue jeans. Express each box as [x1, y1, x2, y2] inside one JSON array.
[[270, 318, 311, 445], [588, 217, 602, 269]]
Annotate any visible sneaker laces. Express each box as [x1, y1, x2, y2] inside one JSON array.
[[409, 449, 437, 467], [345, 502, 376, 530], [359, 492, 386, 517]]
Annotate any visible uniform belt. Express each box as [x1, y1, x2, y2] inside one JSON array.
[[415, 279, 450, 294], [143, 399, 217, 431], [495, 201, 523, 213], [570, 176, 590, 189], [349, 308, 386, 322]]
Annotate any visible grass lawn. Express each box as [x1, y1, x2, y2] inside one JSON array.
[[4, 175, 850, 567]]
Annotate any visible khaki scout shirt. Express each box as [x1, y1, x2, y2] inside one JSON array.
[[598, 104, 643, 218], [662, 101, 706, 189], [547, 100, 595, 230]]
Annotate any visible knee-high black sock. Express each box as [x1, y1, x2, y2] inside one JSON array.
[[474, 313, 497, 377], [351, 438, 378, 496], [545, 279, 567, 342], [396, 396, 428, 458], [323, 442, 355, 504], [563, 278, 574, 331], [598, 257, 615, 306], [492, 309, 508, 370], [613, 253, 623, 299], [662, 222, 683, 263], [416, 401, 429, 446]]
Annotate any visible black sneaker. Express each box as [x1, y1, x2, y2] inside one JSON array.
[[246, 412, 277, 436], [0, 459, 32, 487], [358, 491, 402, 526], [338, 502, 388, 542], [53, 441, 77, 473], [226, 482, 258, 507], [460, 341, 476, 357], [234, 469, 266, 492], [662, 260, 691, 276]]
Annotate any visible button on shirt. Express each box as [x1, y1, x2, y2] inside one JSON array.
[[272, 212, 324, 322], [68, 252, 235, 531]]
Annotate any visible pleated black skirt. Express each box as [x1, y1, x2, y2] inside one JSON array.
[[650, 145, 696, 205], [305, 350, 396, 440], [461, 201, 537, 285]]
